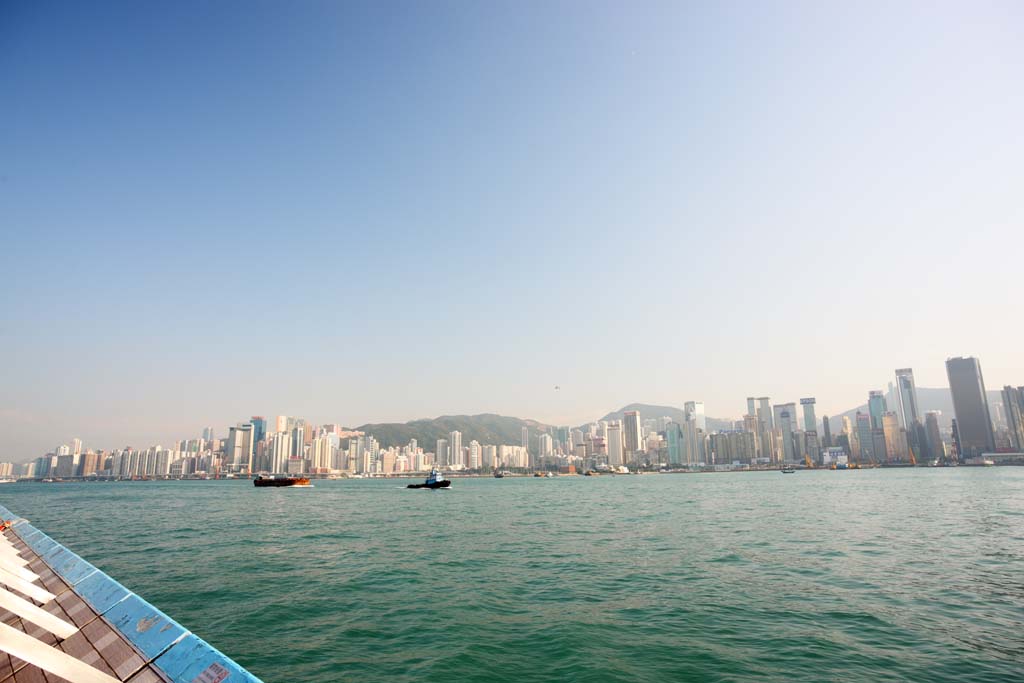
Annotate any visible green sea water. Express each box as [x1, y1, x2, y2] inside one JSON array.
[[5, 469, 1024, 682]]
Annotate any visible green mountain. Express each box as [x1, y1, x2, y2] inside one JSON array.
[[354, 413, 553, 449]]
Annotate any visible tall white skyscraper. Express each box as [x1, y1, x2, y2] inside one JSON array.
[[468, 440, 481, 469], [270, 431, 291, 473], [684, 401, 706, 433], [449, 430, 463, 468], [435, 438, 449, 468]]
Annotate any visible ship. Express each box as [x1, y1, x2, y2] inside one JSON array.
[[407, 468, 451, 489], [253, 475, 312, 487]]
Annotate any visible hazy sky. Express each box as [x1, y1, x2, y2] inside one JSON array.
[[2, 1, 1022, 460]]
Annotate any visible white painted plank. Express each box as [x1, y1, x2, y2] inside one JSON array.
[[0, 621, 119, 683], [0, 566, 54, 603], [0, 588, 77, 639], [0, 555, 37, 582]]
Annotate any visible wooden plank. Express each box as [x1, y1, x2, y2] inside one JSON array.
[[0, 589, 76, 639], [0, 621, 119, 683]]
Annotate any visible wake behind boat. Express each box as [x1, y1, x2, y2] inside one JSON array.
[[407, 469, 451, 489]]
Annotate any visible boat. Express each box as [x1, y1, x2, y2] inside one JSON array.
[[407, 468, 451, 489], [253, 475, 312, 488], [781, 467, 796, 474], [0, 479, 15, 484], [493, 470, 505, 478]]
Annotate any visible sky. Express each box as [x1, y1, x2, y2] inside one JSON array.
[[2, 1, 1023, 460]]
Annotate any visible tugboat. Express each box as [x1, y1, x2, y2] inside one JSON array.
[[254, 475, 312, 488], [407, 468, 451, 489], [781, 466, 796, 474]]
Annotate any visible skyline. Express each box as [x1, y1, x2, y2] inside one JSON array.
[[4, 2, 1024, 459]]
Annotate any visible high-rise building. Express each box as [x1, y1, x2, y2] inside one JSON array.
[[684, 401, 706, 433], [468, 440, 481, 469], [868, 391, 887, 429], [270, 431, 291, 473], [1002, 386, 1024, 451], [945, 357, 995, 458], [800, 398, 816, 432], [449, 431, 463, 468], [855, 412, 874, 462], [881, 411, 908, 462], [606, 421, 624, 467], [746, 397, 756, 417], [821, 416, 832, 448], [72, 438, 82, 457], [435, 439, 449, 468], [538, 433, 553, 460], [757, 397, 773, 431], [226, 423, 254, 472], [773, 403, 797, 463], [622, 411, 638, 454], [894, 369, 921, 429], [250, 416, 267, 448], [925, 411, 945, 461]]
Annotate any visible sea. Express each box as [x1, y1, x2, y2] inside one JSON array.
[[5, 468, 1024, 682]]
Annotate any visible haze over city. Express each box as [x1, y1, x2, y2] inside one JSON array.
[[3, 2, 1022, 460]]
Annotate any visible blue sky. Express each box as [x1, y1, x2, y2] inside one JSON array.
[[2, 1, 1022, 459]]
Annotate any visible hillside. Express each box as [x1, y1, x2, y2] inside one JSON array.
[[354, 413, 552, 450]]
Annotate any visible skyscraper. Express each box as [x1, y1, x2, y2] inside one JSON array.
[[746, 397, 756, 418], [606, 421, 623, 467], [226, 423, 254, 473], [894, 369, 921, 430], [945, 357, 995, 458], [623, 411, 642, 456], [821, 416, 832, 448], [868, 391, 887, 429], [773, 403, 797, 463], [1002, 386, 1024, 451], [855, 412, 874, 462], [757, 397, 773, 431], [925, 411, 945, 461], [684, 401, 706, 433], [881, 411, 908, 462], [250, 416, 267, 448], [435, 439, 449, 468], [449, 430, 463, 468], [800, 398, 816, 432]]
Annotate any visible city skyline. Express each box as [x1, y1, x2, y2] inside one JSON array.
[[3, 3, 1023, 461]]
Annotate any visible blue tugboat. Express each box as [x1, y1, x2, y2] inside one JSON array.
[[407, 468, 451, 489]]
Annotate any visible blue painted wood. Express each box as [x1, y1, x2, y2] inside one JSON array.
[[40, 545, 98, 585], [74, 570, 131, 615], [103, 594, 188, 660], [155, 634, 262, 683]]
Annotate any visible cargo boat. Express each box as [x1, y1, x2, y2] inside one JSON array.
[[254, 475, 312, 487]]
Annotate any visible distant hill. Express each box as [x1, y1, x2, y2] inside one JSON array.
[[354, 413, 552, 450], [596, 403, 734, 432], [828, 387, 1005, 431]]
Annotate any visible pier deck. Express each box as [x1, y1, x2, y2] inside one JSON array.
[[0, 504, 261, 683]]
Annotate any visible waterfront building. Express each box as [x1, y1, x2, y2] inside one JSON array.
[[757, 397, 773, 431], [868, 391, 887, 429], [945, 357, 996, 458], [538, 433, 553, 461], [894, 369, 921, 429], [773, 403, 797, 463], [449, 430, 463, 468], [1002, 386, 1024, 451], [924, 411, 945, 461], [270, 431, 291, 473], [684, 401, 706, 433], [607, 421, 624, 466], [800, 398, 817, 432], [226, 423, 254, 473], [881, 411, 908, 462], [855, 412, 874, 462], [435, 438, 449, 468], [623, 411, 642, 456], [468, 440, 482, 469], [482, 444, 497, 470], [746, 397, 756, 417], [250, 416, 267, 449], [871, 429, 888, 464], [821, 416, 832, 448]]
